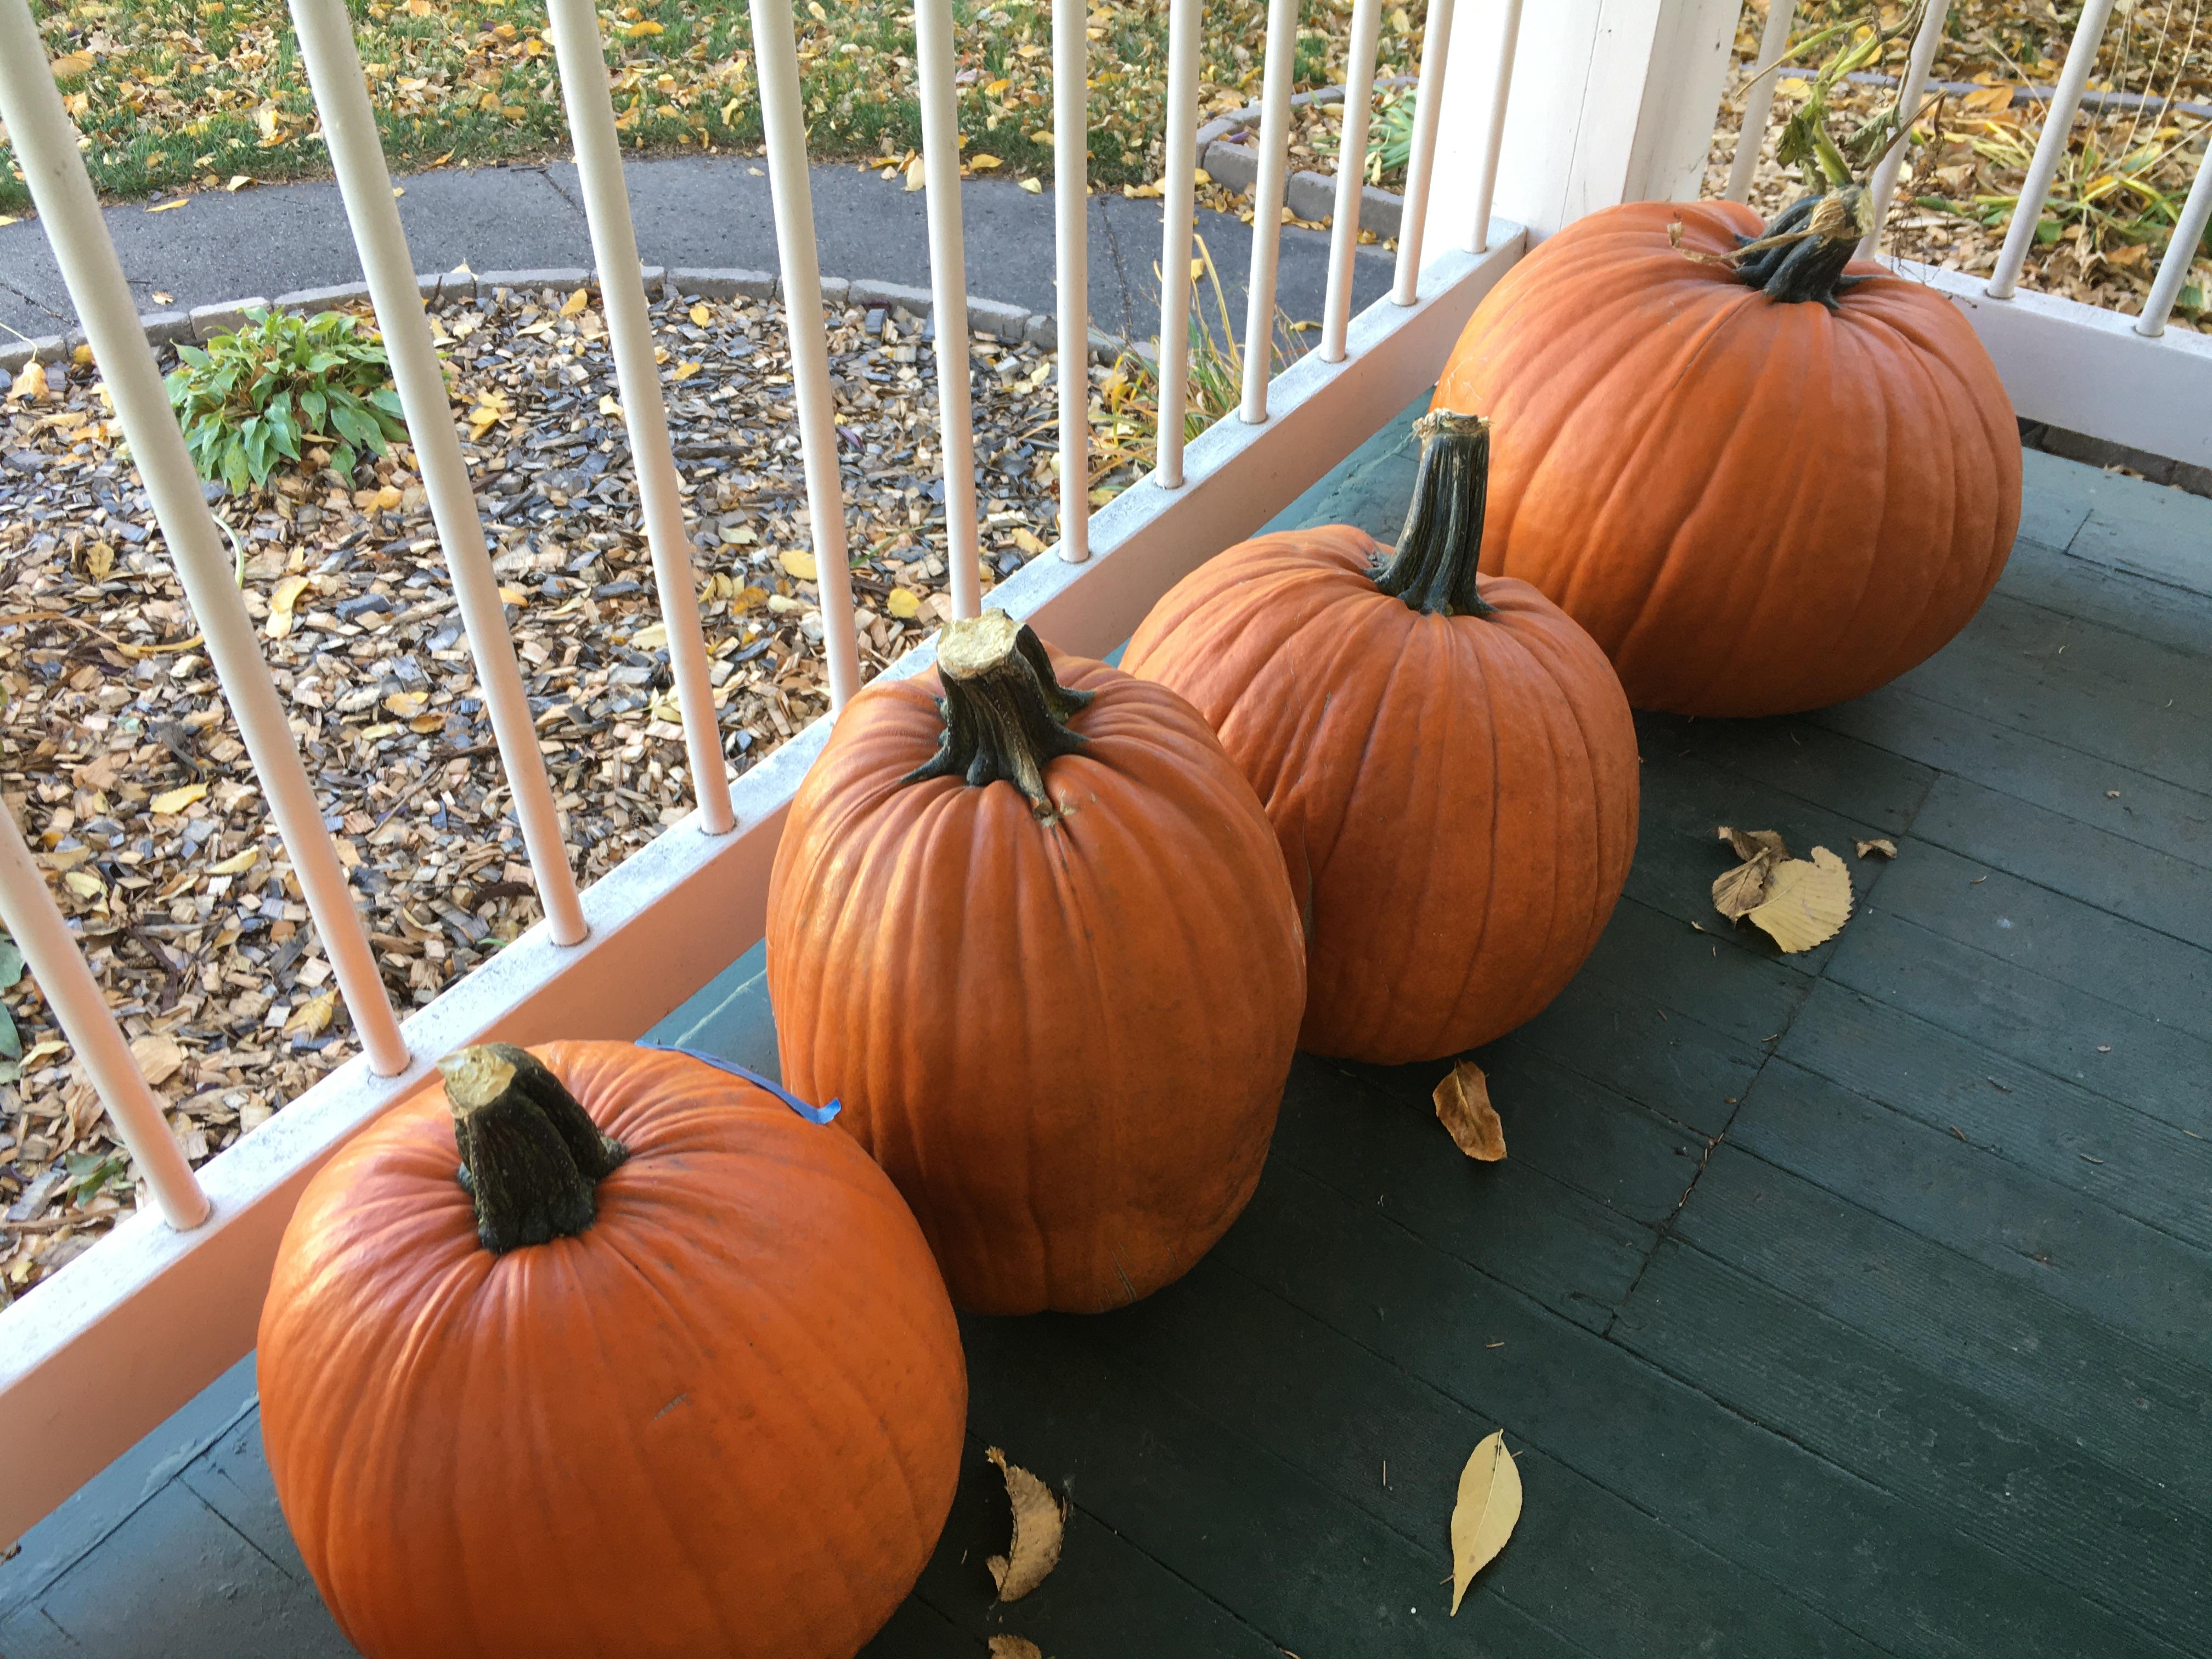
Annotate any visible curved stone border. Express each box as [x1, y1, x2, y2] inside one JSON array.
[[0, 262, 1143, 379], [1198, 77, 1415, 238]]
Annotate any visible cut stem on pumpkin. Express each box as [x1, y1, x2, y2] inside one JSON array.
[[441, 1043, 629, 1255], [1730, 188, 1874, 308], [1374, 411, 1495, 618], [904, 611, 1093, 820]]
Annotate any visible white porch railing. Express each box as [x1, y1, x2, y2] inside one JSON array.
[[0, 0, 1541, 1541]]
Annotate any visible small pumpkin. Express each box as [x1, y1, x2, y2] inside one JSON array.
[[258, 1041, 965, 1659], [1124, 411, 1639, 1065], [768, 612, 1304, 1316], [1432, 189, 2021, 716]]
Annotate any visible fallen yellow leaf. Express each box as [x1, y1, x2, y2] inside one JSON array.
[[385, 690, 427, 718], [560, 287, 590, 318], [285, 989, 337, 1040], [48, 52, 94, 80], [208, 848, 260, 875], [886, 587, 922, 619], [1747, 847, 1853, 953], [988, 1640, 1043, 1659], [690, 302, 712, 326], [1855, 837, 1898, 860], [672, 360, 702, 381], [1011, 526, 1046, 556], [905, 157, 927, 192], [969, 153, 1004, 171], [985, 1448, 1064, 1602], [1449, 1431, 1522, 1613], [146, 199, 188, 214], [225, 173, 253, 192], [622, 18, 663, 35], [150, 782, 208, 816], [1019, 177, 1043, 194], [630, 621, 670, 651], [779, 549, 819, 580], [63, 870, 105, 900], [1710, 825, 1788, 922], [84, 540, 113, 580], [9, 360, 49, 404], [599, 394, 624, 420], [1433, 1059, 1506, 1161]]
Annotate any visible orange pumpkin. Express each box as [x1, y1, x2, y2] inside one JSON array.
[[1432, 191, 2021, 716], [1124, 412, 1639, 1065], [768, 612, 1304, 1316], [258, 1040, 964, 1659]]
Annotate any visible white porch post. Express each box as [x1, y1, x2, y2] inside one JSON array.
[[1421, 0, 1740, 253]]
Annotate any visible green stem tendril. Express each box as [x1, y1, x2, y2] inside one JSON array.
[[1373, 410, 1496, 619]]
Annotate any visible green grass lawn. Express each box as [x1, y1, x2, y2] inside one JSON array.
[[5, 0, 1425, 214]]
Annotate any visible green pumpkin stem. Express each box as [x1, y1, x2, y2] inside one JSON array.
[[903, 610, 1092, 821], [1731, 188, 1873, 309], [443, 1043, 628, 1255], [1374, 410, 1495, 619]]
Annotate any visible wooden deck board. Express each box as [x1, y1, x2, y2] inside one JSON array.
[[5, 431, 2207, 1659]]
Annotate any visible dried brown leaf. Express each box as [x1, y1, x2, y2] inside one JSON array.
[[1747, 847, 1854, 953], [985, 1447, 1065, 1602], [1433, 1059, 1506, 1161], [1718, 825, 1788, 863], [1855, 838, 1898, 860], [988, 1640, 1045, 1659], [1711, 851, 1777, 922], [1449, 1430, 1522, 1614], [129, 1032, 185, 1087]]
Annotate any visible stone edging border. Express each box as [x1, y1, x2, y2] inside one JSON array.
[[1198, 77, 1414, 238], [0, 264, 1148, 376]]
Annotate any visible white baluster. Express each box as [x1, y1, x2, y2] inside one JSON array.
[[2136, 133, 2212, 338], [747, 0, 866, 699], [0, 810, 208, 1228], [1391, 0, 1457, 305], [1155, 0, 1203, 485], [1465, 0, 1523, 254], [1862, 0, 1950, 256], [545, 0, 737, 825], [1239, 0, 1302, 421], [1054, 0, 1091, 561], [289, 0, 587, 945], [1726, 0, 1797, 204], [1985, 0, 2118, 297], [1321, 0, 1384, 364], [913, 0, 983, 621]]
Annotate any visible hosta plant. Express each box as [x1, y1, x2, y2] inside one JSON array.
[[165, 307, 408, 493]]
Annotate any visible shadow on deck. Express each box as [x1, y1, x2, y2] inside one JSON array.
[[4, 417, 2208, 1658]]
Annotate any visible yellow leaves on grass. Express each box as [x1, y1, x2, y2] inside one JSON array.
[[1433, 1059, 1506, 1161], [968, 153, 1005, 172], [1449, 1431, 1522, 1614], [985, 1448, 1065, 1602], [49, 52, 95, 81], [1711, 827, 1855, 953]]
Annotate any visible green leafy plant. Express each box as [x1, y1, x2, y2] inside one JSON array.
[[1364, 89, 1416, 188], [165, 307, 408, 494], [60, 1150, 133, 1206]]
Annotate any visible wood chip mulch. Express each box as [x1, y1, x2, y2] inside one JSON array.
[[1, 279, 1132, 1296]]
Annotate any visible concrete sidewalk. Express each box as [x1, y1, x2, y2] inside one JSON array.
[[0, 156, 1392, 346]]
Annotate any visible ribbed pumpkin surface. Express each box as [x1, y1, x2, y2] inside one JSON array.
[[258, 1041, 965, 1659], [1433, 199, 2021, 716], [767, 651, 1304, 1315], [1125, 527, 1638, 1063]]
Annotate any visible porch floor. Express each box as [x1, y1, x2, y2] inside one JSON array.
[[5, 424, 2209, 1658]]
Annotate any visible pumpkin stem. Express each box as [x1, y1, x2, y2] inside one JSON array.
[[1374, 410, 1495, 619], [442, 1043, 628, 1255], [903, 611, 1092, 820], [1733, 188, 1874, 309]]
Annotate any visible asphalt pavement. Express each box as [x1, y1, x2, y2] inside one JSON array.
[[0, 156, 1391, 345]]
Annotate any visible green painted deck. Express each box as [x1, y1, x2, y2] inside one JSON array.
[[3, 419, 2208, 1658]]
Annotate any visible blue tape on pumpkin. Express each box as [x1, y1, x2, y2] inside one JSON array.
[[634, 1041, 842, 1124]]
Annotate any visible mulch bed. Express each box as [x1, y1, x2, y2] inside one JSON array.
[[1, 278, 1130, 1297]]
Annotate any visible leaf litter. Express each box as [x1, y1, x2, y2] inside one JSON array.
[[986, 1446, 1065, 1602], [1711, 826, 1854, 953]]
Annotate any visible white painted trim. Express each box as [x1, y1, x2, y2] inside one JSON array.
[[0, 234, 1525, 1544], [1892, 258, 2212, 471]]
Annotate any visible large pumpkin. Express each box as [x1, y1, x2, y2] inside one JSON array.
[[259, 1041, 965, 1659], [768, 612, 1304, 1316], [1124, 412, 1639, 1065], [1433, 189, 2021, 716]]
